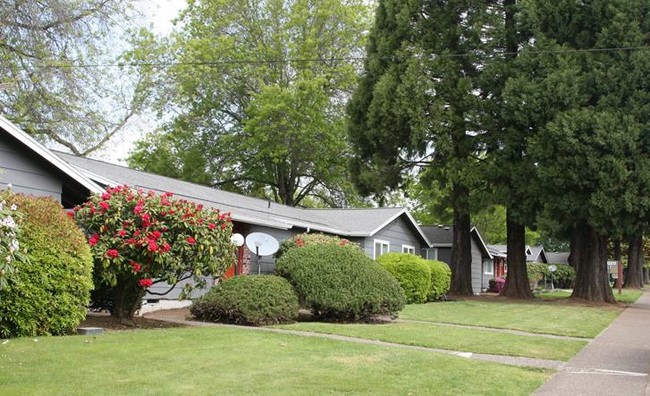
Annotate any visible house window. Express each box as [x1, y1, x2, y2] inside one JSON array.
[[483, 260, 494, 275], [426, 248, 438, 260], [402, 245, 415, 254], [374, 239, 390, 259]]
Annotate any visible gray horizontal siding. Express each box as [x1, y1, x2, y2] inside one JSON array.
[[365, 216, 422, 260], [0, 139, 62, 200]]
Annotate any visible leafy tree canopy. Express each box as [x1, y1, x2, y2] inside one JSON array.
[[128, 0, 372, 207]]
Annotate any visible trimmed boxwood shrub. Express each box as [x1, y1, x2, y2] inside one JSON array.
[[0, 193, 94, 338], [424, 259, 452, 301], [275, 232, 362, 260], [377, 253, 431, 304], [276, 244, 406, 321], [190, 275, 299, 326]]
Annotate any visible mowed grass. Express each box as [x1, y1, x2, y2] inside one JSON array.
[[400, 298, 623, 338], [535, 289, 643, 305], [275, 321, 586, 361], [0, 327, 550, 396]]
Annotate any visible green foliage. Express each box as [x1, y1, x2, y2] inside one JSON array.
[[527, 263, 575, 290], [0, 190, 27, 290], [424, 260, 452, 301], [190, 275, 299, 326], [0, 193, 93, 338], [74, 185, 234, 320], [275, 232, 362, 260], [275, 244, 405, 321], [127, 0, 371, 207], [377, 253, 431, 304]]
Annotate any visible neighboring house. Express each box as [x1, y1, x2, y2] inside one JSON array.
[[420, 225, 493, 294], [546, 252, 570, 265], [0, 116, 103, 206], [526, 245, 548, 263]]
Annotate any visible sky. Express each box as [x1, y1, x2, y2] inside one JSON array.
[[93, 0, 187, 165]]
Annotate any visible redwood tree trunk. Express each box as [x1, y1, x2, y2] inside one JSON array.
[[570, 224, 615, 303], [624, 233, 645, 288], [502, 211, 532, 298], [449, 184, 473, 296]]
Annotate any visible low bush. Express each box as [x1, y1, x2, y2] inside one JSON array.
[[425, 260, 452, 301], [190, 275, 299, 326], [275, 233, 362, 260], [377, 253, 431, 304], [489, 277, 506, 294], [276, 244, 405, 321], [0, 193, 93, 338]]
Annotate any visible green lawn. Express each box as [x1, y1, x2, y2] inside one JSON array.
[[275, 321, 586, 361], [0, 327, 550, 396], [535, 289, 643, 305], [400, 299, 623, 338]]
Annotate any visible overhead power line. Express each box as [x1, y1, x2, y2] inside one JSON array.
[[18, 45, 650, 70]]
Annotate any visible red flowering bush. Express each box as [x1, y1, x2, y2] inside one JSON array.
[[275, 233, 362, 260], [74, 185, 234, 321]]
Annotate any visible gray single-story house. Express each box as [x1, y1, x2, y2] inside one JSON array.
[[420, 225, 493, 294], [0, 115, 433, 310], [546, 252, 570, 265]]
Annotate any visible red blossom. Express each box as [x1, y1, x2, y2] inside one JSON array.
[[141, 213, 151, 227], [151, 230, 162, 239], [66, 211, 75, 218], [160, 243, 171, 253], [208, 223, 216, 230], [117, 229, 127, 237], [295, 238, 304, 247], [130, 261, 141, 272], [106, 249, 119, 258], [101, 192, 111, 200], [134, 205, 143, 215], [147, 240, 158, 252], [139, 278, 153, 288], [125, 238, 136, 245], [89, 233, 100, 246], [187, 236, 196, 245], [221, 223, 227, 230]]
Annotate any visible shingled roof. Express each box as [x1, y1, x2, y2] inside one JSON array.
[[57, 152, 430, 244], [420, 224, 491, 258]]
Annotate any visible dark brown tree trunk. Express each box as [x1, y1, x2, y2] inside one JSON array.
[[644, 267, 650, 284], [571, 224, 615, 303], [624, 233, 644, 288], [110, 275, 147, 324], [568, 226, 582, 275], [449, 184, 473, 296], [502, 210, 533, 298]]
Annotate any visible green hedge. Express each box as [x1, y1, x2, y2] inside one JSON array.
[[0, 193, 93, 337], [424, 259, 452, 301], [527, 263, 575, 289], [275, 244, 405, 321], [190, 275, 299, 326], [275, 232, 362, 260], [377, 253, 431, 304]]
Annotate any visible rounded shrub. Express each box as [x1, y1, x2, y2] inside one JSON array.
[[275, 232, 362, 260], [0, 193, 93, 338], [190, 275, 299, 326], [424, 259, 452, 301], [377, 253, 431, 304], [275, 244, 406, 321]]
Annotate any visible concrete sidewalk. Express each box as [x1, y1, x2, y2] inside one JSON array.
[[536, 290, 650, 396]]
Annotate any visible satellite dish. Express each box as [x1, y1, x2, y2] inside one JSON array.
[[548, 265, 557, 273], [245, 232, 279, 257], [231, 233, 245, 247]]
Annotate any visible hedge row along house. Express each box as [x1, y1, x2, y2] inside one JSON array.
[[1, 114, 513, 309]]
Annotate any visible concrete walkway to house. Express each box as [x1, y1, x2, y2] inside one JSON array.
[[535, 289, 650, 396]]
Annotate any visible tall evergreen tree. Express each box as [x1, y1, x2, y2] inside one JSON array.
[[347, 0, 499, 295], [520, 0, 650, 302]]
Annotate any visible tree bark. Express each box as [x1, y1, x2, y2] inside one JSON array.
[[449, 184, 473, 296], [624, 233, 645, 288], [502, 210, 533, 298], [110, 274, 147, 324], [570, 224, 615, 303]]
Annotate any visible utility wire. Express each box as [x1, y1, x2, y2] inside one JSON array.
[[20, 45, 650, 69]]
